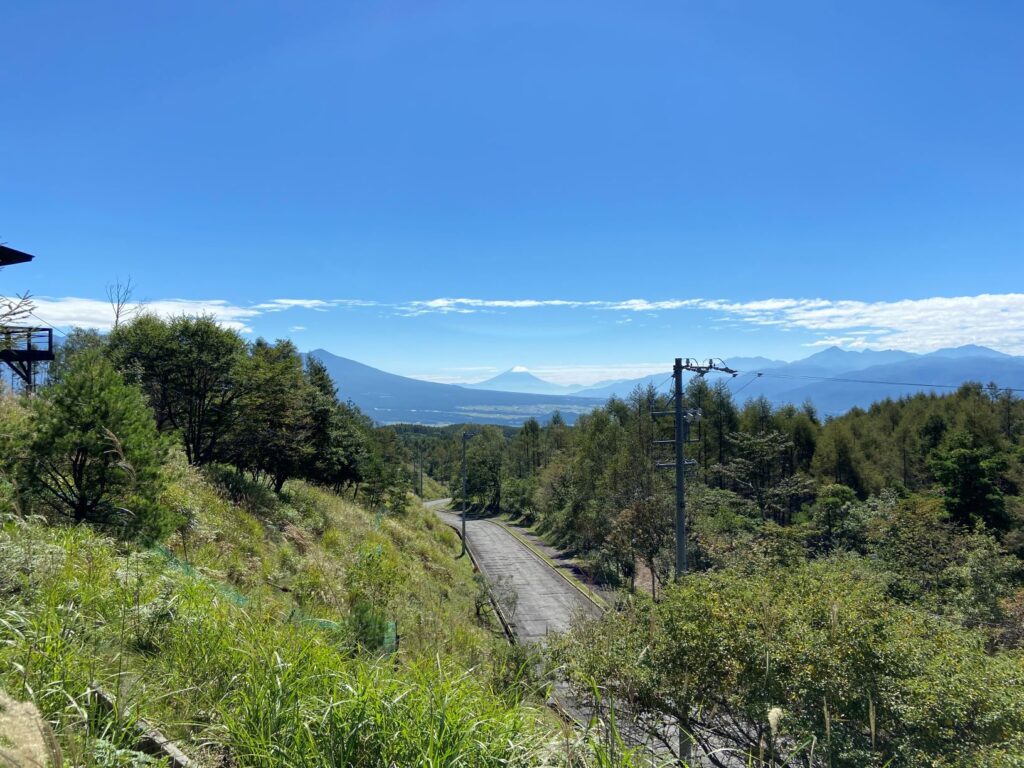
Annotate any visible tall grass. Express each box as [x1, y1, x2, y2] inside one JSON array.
[[0, 473, 660, 766]]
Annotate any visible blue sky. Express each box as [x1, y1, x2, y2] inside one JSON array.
[[3, 1, 1023, 384]]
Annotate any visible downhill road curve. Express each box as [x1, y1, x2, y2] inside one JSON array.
[[427, 500, 696, 761], [425, 500, 602, 643]]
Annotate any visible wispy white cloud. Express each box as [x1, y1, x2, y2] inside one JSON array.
[[254, 299, 377, 312], [30, 296, 370, 334], [29, 291, 1024, 356], [398, 298, 605, 316], [710, 294, 1024, 353], [398, 297, 707, 316], [31, 297, 261, 332], [602, 299, 703, 312], [398, 293, 1024, 354]]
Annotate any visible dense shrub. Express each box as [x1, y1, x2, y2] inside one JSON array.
[[555, 558, 1024, 767], [24, 350, 173, 543]]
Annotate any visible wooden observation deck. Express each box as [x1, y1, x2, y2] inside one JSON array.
[[1, 244, 54, 391]]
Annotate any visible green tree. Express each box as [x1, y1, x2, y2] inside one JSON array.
[[359, 427, 408, 514], [26, 350, 171, 541], [0, 395, 31, 515], [716, 430, 815, 523], [773, 401, 819, 474], [555, 558, 1024, 767], [705, 380, 740, 486], [227, 339, 309, 492], [303, 356, 367, 491], [812, 483, 857, 550], [109, 314, 247, 465], [864, 494, 1018, 627], [929, 429, 1008, 529], [44, 327, 106, 383], [511, 417, 542, 476], [812, 420, 870, 496], [611, 494, 672, 597], [463, 426, 506, 512]]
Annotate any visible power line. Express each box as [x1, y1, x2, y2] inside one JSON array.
[[729, 371, 763, 397], [651, 373, 676, 398], [27, 311, 69, 337], [730, 368, 1024, 395]]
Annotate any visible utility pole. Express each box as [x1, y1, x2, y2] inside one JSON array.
[[656, 358, 737, 579], [654, 358, 737, 767], [460, 431, 477, 557], [418, 444, 424, 497], [673, 358, 686, 576]]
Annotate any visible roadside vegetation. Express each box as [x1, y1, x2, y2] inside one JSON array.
[[0, 315, 646, 767], [407, 381, 1024, 765], [6, 309, 1023, 765]]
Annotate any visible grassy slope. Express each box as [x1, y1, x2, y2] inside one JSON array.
[[168, 463, 489, 660], [0, 461, 598, 767], [418, 471, 449, 502]]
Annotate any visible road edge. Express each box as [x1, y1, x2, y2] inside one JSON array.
[[433, 511, 518, 644], [488, 518, 608, 613]]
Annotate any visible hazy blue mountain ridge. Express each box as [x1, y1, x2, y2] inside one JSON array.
[[306, 345, 1024, 425], [464, 368, 583, 395], [306, 350, 601, 426]]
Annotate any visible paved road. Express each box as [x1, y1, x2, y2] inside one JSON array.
[[426, 500, 601, 643], [426, 500, 694, 760]]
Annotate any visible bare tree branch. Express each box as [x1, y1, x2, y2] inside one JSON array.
[[0, 291, 34, 327], [106, 276, 136, 329]]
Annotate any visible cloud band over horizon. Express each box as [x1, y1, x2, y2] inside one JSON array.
[[22, 292, 1024, 357]]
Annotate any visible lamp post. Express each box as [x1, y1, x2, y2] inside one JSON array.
[[460, 430, 477, 557]]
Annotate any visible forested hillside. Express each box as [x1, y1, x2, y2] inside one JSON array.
[[4, 311, 1024, 766], [0, 314, 638, 767], [403, 378, 1024, 765]]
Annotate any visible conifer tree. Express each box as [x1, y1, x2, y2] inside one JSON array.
[[27, 350, 170, 541]]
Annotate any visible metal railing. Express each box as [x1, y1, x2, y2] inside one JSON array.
[[0, 326, 54, 360]]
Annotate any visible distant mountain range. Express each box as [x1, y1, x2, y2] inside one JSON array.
[[464, 367, 583, 396], [569, 345, 1024, 415], [754, 347, 1024, 415], [307, 345, 1024, 426], [307, 351, 602, 426]]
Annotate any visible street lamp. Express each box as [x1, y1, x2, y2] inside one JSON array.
[[460, 430, 477, 557]]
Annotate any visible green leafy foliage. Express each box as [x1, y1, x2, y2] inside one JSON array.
[[930, 429, 1009, 528], [401, 378, 1024, 765], [0, 462, 649, 767], [403, 380, 1024, 615], [24, 350, 173, 543], [225, 338, 309, 491], [108, 314, 247, 466], [554, 559, 1024, 767], [6, 306, 1024, 766], [105, 315, 407, 509]]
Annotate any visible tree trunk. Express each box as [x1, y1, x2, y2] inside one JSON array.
[[74, 500, 88, 523]]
